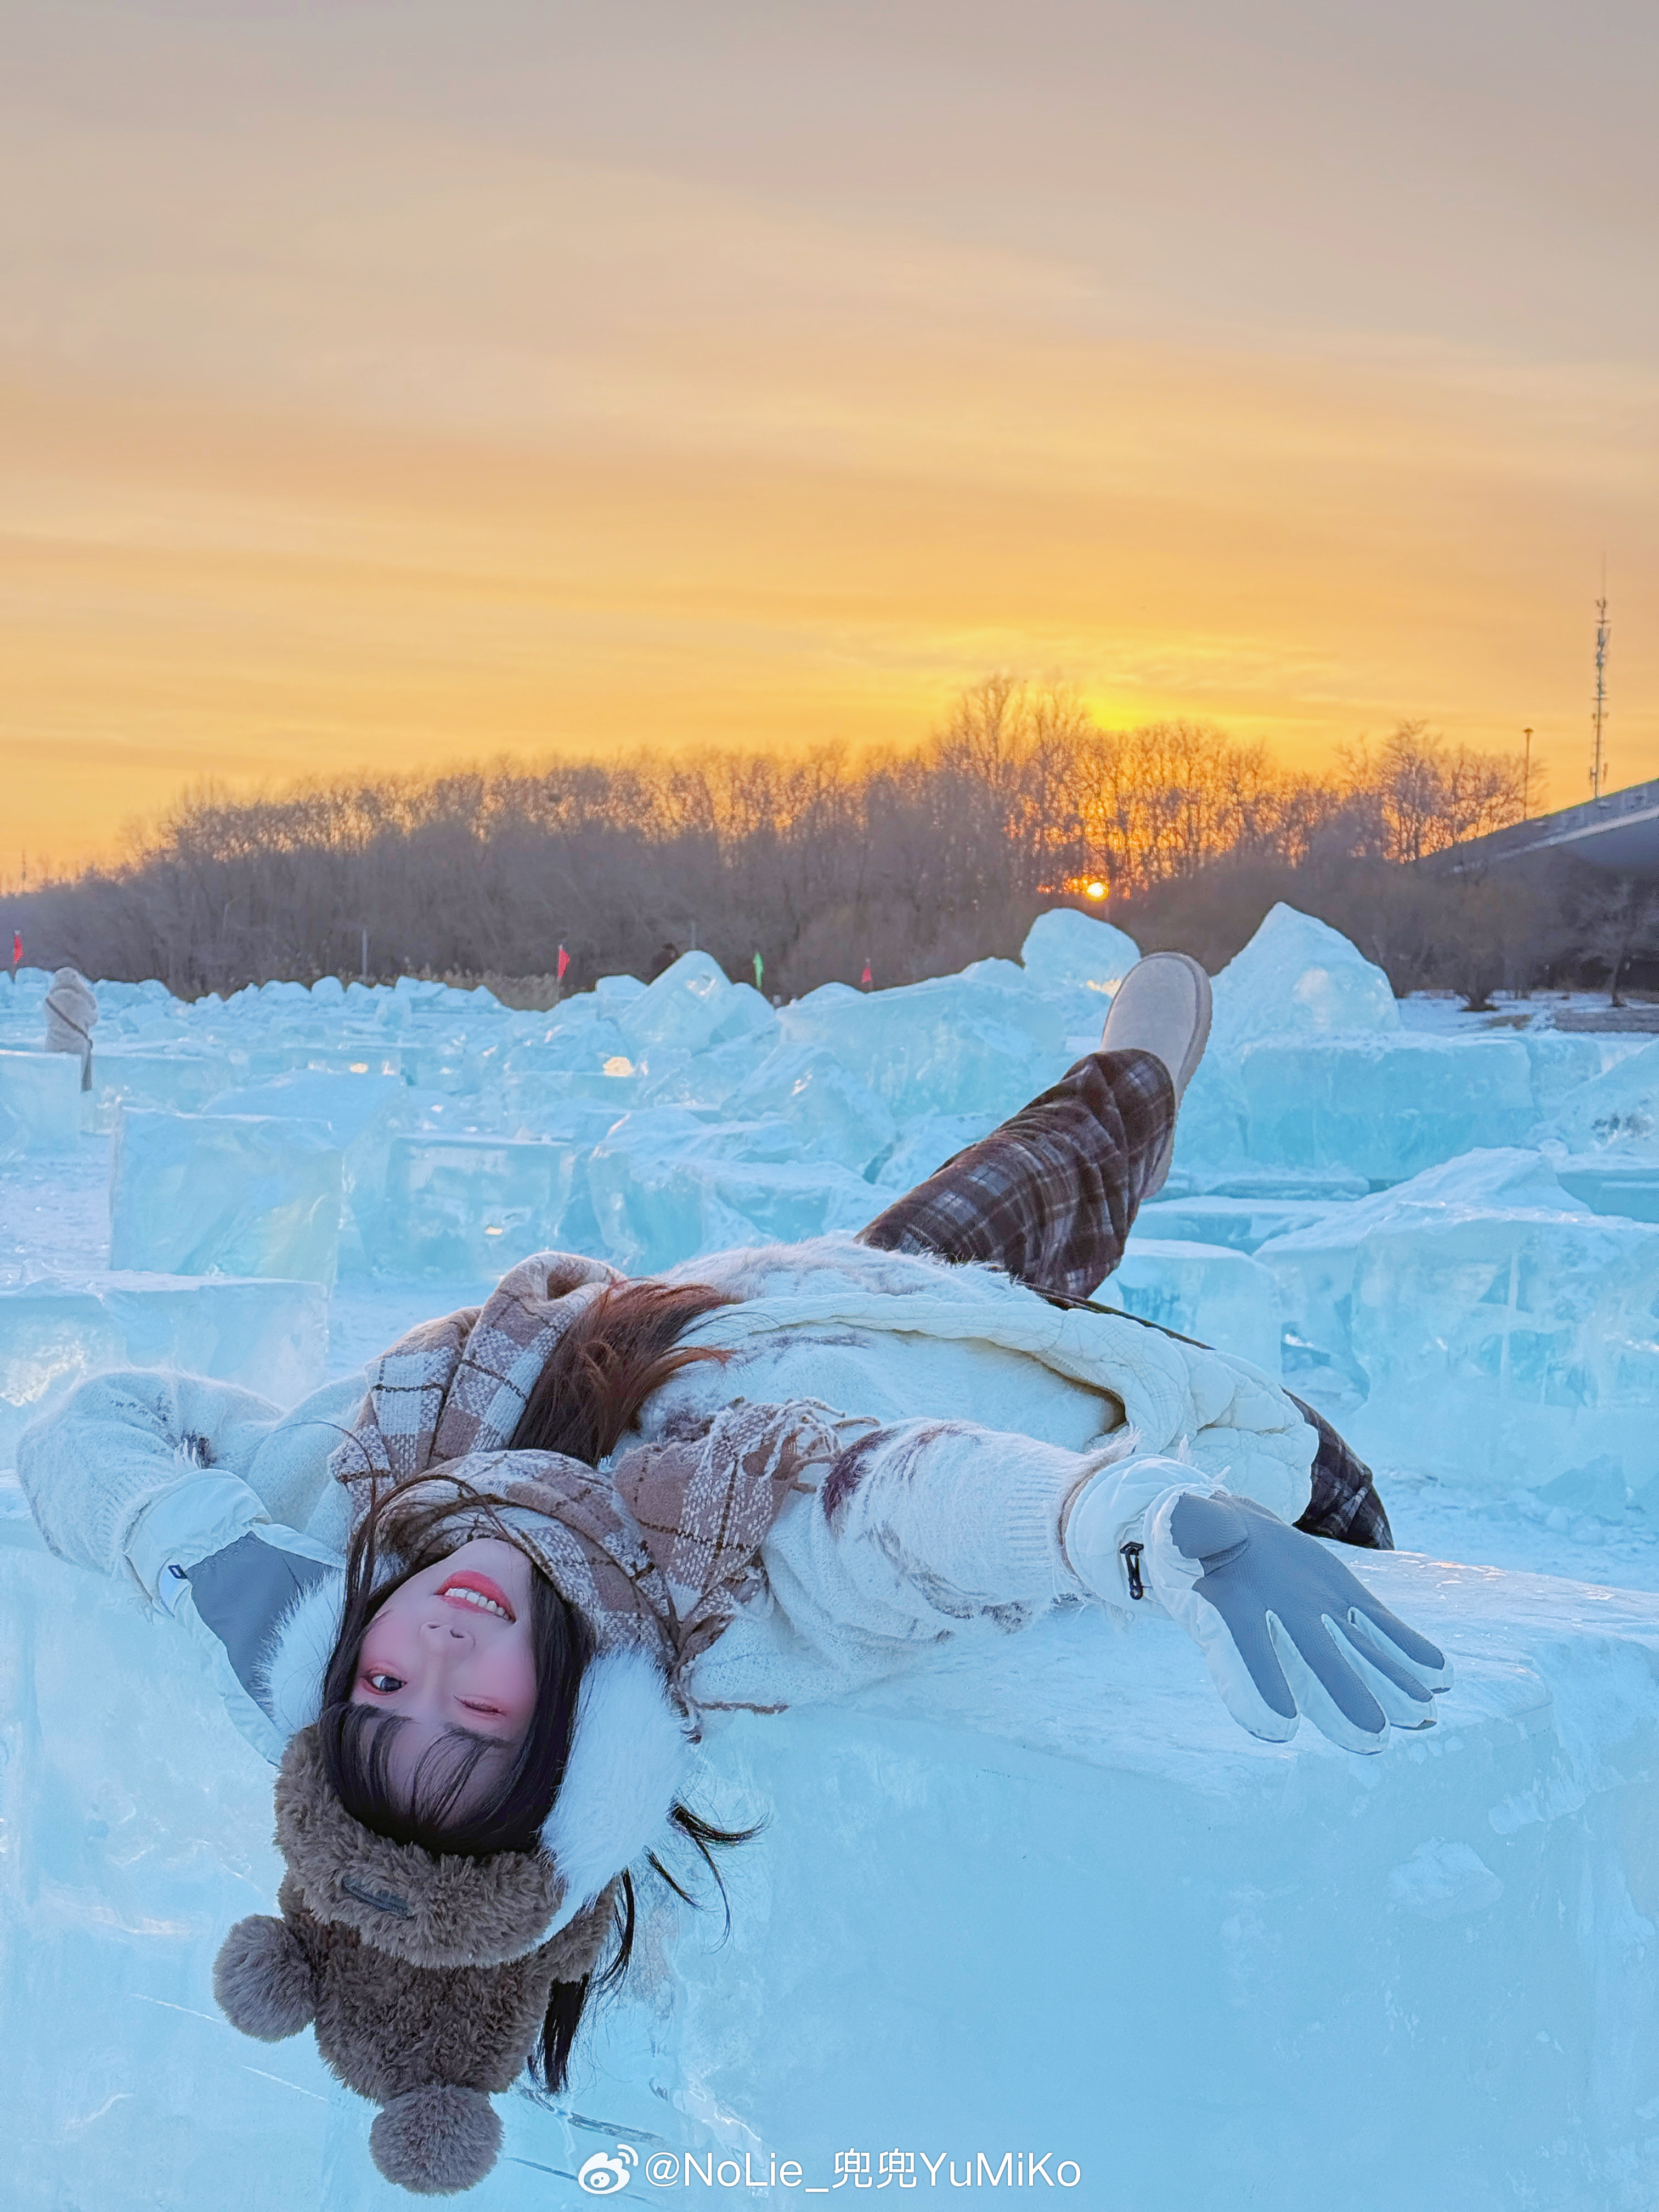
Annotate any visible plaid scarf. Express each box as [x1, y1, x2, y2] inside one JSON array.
[[328, 1254, 840, 1694]]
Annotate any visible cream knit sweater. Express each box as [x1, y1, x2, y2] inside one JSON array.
[[17, 1237, 1314, 1730]]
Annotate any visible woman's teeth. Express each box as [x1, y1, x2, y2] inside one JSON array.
[[443, 1587, 510, 1620]]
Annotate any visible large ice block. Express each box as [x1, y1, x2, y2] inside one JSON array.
[[84, 1045, 239, 1133], [375, 1133, 582, 1277], [1519, 1029, 1608, 1118], [1554, 1157, 1659, 1223], [1256, 1148, 1583, 1389], [109, 1109, 343, 1286], [236, 1037, 425, 1085], [0, 1273, 326, 1467], [1256, 1149, 1659, 1499], [1018, 906, 1139, 994], [724, 1044, 898, 1173], [867, 1110, 1002, 1191], [9, 1504, 1659, 2212], [1542, 1036, 1659, 1156], [1211, 900, 1401, 1049], [1132, 1193, 1345, 1253], [780, 973, 1070, 1122], [1114, 1236, 1283, 1374], [1237, 1034, 1537, 1183], [617, 952, 779, 1059], [636, 1033, 777, 1111], [1341, 1200, 1659, 1502], [0, 1048, 82, 1150], [587, 1110, 875, 1272], [209, 1073, 409, 1274]]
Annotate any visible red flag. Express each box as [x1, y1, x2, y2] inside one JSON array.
[[10, 932, 19, 969], [860, 959, 873, 989], [556, 944, 569, 980]]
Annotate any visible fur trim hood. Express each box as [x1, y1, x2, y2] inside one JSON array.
[[254, 1599, 691, 1936]]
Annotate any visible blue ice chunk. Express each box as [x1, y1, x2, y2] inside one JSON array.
[[594, 973, 646, 1017], [1343, 1197, 1659, 1503], [109, 1109, 343, 1286], [1237, 1034, 1536, 1183], [1251, 1149, 1659, 1494], [84, 1046, 240, 1133], [1114, 1237, 1283, 1375], [1019, 905, 1140, 994], [617, 953, 780, 1059], [867, 1110, 1002, 1191], [1542, 1037, 1659, 1156], [0, 1272, 326, 1468], [1519, 1030, 1606, 1118], [724, 1044, 897, 1173], [1256, 1148, 1584, 1386], [11, 1517, 1659, 2209], [587, 1109, 872, 1271], [371, 1133, 585, 1277], [1553, 1158, 1659, 1224], [208, 1074, 411, 1277], [1132, 1194, 1345, 1254], [0, 1051, 82, 1151], [780, 973, 1068, 1122], [1211, 901, 1400, 1049], [638, 1033, 777, 1111]]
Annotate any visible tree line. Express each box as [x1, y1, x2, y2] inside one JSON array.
[[6, 679, 1635, 1005]]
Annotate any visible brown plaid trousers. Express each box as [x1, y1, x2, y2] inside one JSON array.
[[859, 1047, 1393, 1550]]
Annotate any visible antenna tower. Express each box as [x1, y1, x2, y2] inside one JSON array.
[[1590, 566, 1610, 798]]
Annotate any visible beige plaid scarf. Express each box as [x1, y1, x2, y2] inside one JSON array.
[[328, 1253, 840, 1695]]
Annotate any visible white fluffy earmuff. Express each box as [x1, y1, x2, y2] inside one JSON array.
[[539, 1649, 691, 1932]]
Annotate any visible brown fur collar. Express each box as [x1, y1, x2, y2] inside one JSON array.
[[275, 1726, 563, 1968]]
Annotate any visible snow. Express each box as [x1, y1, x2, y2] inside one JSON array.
[[13, 913, 1659, 2205]]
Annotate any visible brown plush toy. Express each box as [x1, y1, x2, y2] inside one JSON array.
[[213, 1726, 618, 2196]]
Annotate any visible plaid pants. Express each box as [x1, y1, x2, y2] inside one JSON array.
[[859, 1048, 1392, 1550]]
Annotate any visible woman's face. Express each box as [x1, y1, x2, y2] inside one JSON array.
[[352, 1538, 538, 1759]]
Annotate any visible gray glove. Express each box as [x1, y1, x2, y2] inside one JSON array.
[[1154, 1491, 1453, 1753]]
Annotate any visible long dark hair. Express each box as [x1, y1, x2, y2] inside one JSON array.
[[317, 1278, 759, 2092], [507, 1275, 737, 1463]]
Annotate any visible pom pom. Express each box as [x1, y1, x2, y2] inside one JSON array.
[[213, 1915, 315, 2041], [370, 2086, 502, 2196]]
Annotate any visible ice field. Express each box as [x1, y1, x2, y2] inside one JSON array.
[[11, 904, 1659, 2208]]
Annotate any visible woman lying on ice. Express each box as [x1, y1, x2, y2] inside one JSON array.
[[17, 953, 1449, 2196]]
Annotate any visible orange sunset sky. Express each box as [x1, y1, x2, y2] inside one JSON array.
[[3, 0, 1656, 877]]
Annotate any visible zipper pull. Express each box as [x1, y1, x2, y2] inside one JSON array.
[[1120, 1539, 1146, 1601]]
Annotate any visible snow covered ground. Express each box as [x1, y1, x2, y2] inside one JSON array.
[[10, 906, 1659, 2208]]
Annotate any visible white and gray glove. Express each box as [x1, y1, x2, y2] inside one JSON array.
[[1065, 1465, 1452, 1753]]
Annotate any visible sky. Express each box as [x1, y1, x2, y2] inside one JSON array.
[[2, 0, 1655, 875]]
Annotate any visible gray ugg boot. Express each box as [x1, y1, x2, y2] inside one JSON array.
[[1099, 951, 1212, 1195]]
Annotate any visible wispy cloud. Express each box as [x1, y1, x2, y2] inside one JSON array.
[[2, 0, 1652, 865]]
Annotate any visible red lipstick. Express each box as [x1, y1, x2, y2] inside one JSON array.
[[434, 1570, 516, 1622]]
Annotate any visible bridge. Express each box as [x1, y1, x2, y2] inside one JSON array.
[[1433, 776, 1659, 878]]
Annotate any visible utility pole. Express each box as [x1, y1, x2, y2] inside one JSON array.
[[1522, 727, 1532, 819], [1590, 566, 1610, 799]]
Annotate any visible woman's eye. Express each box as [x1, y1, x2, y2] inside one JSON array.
[[364, 1671, 404, 1695]]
